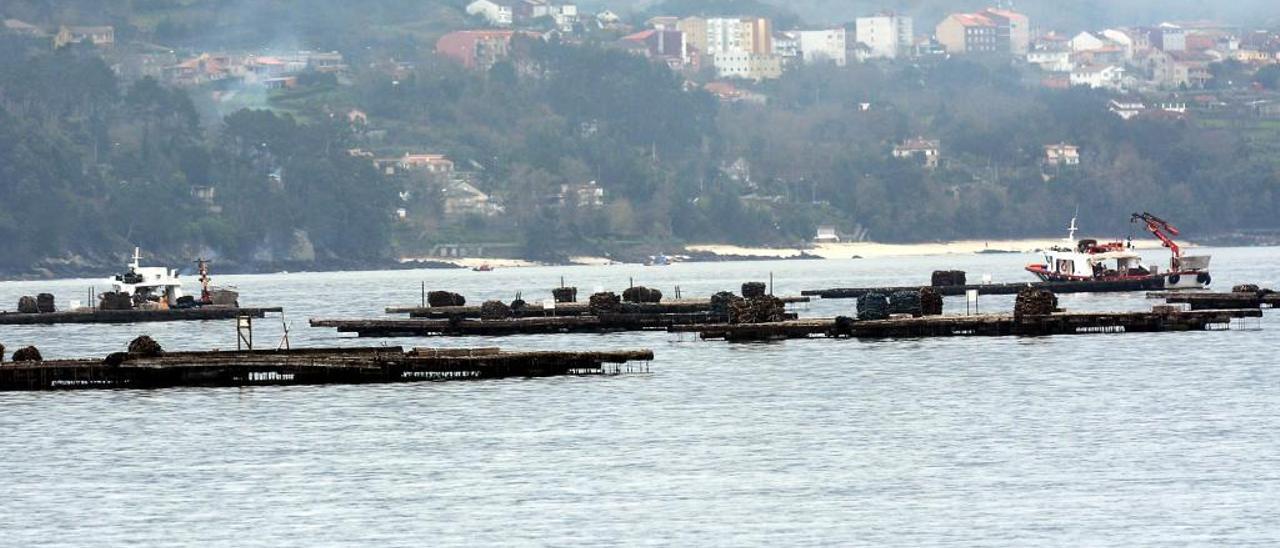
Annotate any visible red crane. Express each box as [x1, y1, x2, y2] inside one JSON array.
[[1131, 212, 1182, 269]]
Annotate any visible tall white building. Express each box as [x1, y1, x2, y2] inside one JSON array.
[[706, 17, 746, 55], [795, 29, 847, 66], [855, 13, 913, 59]]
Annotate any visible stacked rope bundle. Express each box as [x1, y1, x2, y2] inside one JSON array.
[[919, 287, 944, 316], [832, 316, 856, 337], [728, 296, 786, 324], [428, 291, 466, 307], [1014, 287, 1059, 319], [36, 293, 55, 313], [741, 282, 767, 298], [710, 291, 742, 320], [857, 292, 890, 321], [128, 336, 164, 356], [12, 346, 42, 362], [931, 270, 967, 287], [552, 287, 578, 303], [889, 290, 922, 317], [589, 292, 622, 315], [480, 300, 513, 320], [1233, 284, 1260, 294], [99, 292, 134, 310], [622, 286, 663, 303], [17, 296, 38, 314]]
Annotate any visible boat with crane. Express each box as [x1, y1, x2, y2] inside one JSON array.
[[1025, 212, 1212, 290]]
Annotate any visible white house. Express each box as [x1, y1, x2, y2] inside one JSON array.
[[466, 0, 513, 26], [1027, 50, 1073, 72], [1100, 28, 1136, 60], [855, 13, 913, 59], [596, 10, 621, 26], [1071, 64, 1125, 90], [1070, 31, 1106, 52], [796, 29, 847, 66], [1108, 99, 1146, 120]]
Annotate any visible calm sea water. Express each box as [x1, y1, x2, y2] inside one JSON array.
[[1, 248, 1278, 546]]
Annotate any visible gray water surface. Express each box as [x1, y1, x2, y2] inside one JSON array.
[[1, 248, 1278, 546]]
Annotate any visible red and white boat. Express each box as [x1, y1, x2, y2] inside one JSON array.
[[1025, 213, 1212, 290]]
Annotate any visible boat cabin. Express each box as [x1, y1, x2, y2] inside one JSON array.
[[109, 248, 185, 307]]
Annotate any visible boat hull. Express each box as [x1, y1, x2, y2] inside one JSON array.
[[1026, 265, 1210, 289]]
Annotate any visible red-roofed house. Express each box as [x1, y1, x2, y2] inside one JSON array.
[[436, 30, 517, 70], [936, 13, 997, 54], [980, 8, 1030, 54]]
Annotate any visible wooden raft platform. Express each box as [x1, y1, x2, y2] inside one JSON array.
[[312, 312, 797, 337], [671, 309, 1262, 342], [803, 278, 1163, 299], [1150, 292, 1280, 310], [387, 297, 810, 318], [0, 346, 654, 391], [0, 306, 283, 325]]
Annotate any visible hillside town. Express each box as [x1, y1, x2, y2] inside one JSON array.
[[3, 1, 1280, 272]]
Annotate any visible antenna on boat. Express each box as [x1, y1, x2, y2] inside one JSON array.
[[1065, 206, 1079, 242]]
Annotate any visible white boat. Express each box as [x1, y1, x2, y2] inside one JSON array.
[[109, 248, 186, 308], [1025, 213, 1212, 290]]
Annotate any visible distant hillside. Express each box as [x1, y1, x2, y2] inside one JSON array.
[[616, 0, 1280, 29], [0, 0, 466, 51]]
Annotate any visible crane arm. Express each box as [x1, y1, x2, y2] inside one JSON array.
[[1131, 212, 1182, 260]]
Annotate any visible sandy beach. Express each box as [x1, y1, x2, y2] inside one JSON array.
[[687, 238, 1171, 260], [398, 238, 1179, 269]]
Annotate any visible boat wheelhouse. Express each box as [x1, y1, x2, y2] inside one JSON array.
[[109, 248, 185, 307]]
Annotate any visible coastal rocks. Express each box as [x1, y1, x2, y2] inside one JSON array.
[[1014, 288, 1059, 319], [12, 346, 42, 362], [889, 290, 923, 317], [741, 282, 767, 298], [36, 293, 56, 313], [288, 229, 317, 263], [622, 286, 662, 304], [17, 296, 38, 314], [920, 287, 944, 316], [589, 292, 622, 314], [480, 300, 513, 320], [931, 270, 967, 287], [857, 292, 890, 321], [99, 291, 134, 311], [128, 336, 164, 356], [428, 291, 466, 308], [552, 287, 578, 303]]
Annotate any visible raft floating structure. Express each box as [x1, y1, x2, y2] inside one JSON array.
[[0, 346, 654, 391]]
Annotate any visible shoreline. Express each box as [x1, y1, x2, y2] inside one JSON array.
[[0, 238, 1242, 282], [685, 238, 1175, 261]]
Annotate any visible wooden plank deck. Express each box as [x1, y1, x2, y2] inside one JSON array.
[[387, 296, 810, 318], [312, 311, 798, 337], [1153, 292, 1280, 310], [0, 346, 654, 391], [671, 309, 1263, 342], [803, 278, 1163, 299], [0, 306, 283, 325]]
